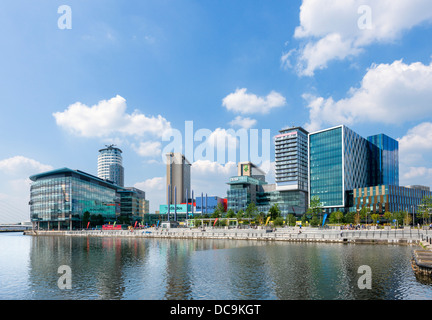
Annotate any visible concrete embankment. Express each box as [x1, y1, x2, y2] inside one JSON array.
[[24, 227, 431, 245]]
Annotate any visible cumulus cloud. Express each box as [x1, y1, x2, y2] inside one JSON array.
[[285, 0, 432, 76], [398, 122, 432, 152], [131, 141, 162, 157], [397, 122, 432, 187], [229, 116, 257, 129], [222, 88, 286, 114], [303, 60, 432, 132], [53, 95, 172, 138], [0, 156, 53, 175], [134, 176, 165, 191]]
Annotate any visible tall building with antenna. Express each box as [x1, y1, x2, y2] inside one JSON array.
[[98, 145, 124, 187]]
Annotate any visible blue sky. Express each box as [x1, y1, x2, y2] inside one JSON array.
[[1, 0, 432, 222]]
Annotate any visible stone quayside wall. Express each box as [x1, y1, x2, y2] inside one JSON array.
[[24, 227, 432, 245]]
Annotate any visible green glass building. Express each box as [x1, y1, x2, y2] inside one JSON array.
[[309, 125, 369, 212]]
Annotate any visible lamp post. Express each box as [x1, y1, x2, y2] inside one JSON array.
[[412, 205, 415, 229]]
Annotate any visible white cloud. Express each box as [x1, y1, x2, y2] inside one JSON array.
[[286, 0, 432, 76], [0, 156, 53, 175], [398, 122, 432, 152], [303, 60, 432, 132], [53, 95, 172, 138], [0, 156, 53, 223], [397, 122, 432, 188], [229, 116, 257, 129], [191, 160, 237, 199], [134, 176, 165, 191], [222, 88, 286, 114], [134, 177, 165, 213], [131, 141, 162, 157]]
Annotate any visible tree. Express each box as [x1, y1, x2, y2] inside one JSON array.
[[402, 211, 412, 226], [419, 196, 432, 226], [245, 202, 258, 220], [286, 214, 296, 226], [383, 211, 392, 225], [371, 213, 379, 225], [226, 209, 236, 218], [345, 211, 355, 224], [256, 211, 266, 225], [236, 209, 244, 220], [334, 211, 343, 225], [268, 204, 281, 220]]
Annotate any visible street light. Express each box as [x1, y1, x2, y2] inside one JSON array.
[[412, 205, 415, 229]]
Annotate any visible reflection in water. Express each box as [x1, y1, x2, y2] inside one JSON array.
[[1, 233, 432, 300]]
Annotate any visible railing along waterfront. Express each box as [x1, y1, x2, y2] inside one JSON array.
[[26, 227, 432, 244]]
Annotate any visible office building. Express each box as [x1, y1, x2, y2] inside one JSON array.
[[29, 168, 147, 230], [275, 126, 309, 192], [166, 152, 191, 205], [367, 134, 399, 186], [353, 185, 432, 214], [195, 196, 226, 214], [97, 145, 124, 187], [309, 125, 369, 212], [273, 126, 309, 216], [118, 187, 148, 220]]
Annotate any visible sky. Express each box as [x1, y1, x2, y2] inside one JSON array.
[[1, 0, 432, 223]]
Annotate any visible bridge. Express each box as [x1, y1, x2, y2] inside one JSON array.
[[0, 224, 32, 232]]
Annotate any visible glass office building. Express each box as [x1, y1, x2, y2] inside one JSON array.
[[30, 168, 147, 230], [353, 185, 432, 214], [30, 168, 120, 230], [309, 125, 368, 211], [227, 175, 267, 213], [367, 134, 399, 186]]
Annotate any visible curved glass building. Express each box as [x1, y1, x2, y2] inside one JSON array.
[[97, 145, 124, 187]]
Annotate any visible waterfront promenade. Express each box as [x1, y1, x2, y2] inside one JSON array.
[[24, 226, 432, 247]]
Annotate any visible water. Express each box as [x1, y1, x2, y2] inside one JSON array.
[[0, 232, 431, 300]]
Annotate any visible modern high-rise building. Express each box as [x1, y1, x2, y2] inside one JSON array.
[[275, 126, 309, 192], [309, 125, 369, 211], [97, 145, 124, 187], [166, 152, 191, 205], [308, 125, 400, 213], [367, 134, 399, 186], [272, 126, 309, 216]]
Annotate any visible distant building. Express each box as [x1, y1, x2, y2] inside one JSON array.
[[98, 145, 124, 187], [195, 196, 225, 214], [166, 152, 191, 205]]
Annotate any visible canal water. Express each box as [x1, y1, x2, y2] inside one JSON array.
[[1, 232, 432, 300]]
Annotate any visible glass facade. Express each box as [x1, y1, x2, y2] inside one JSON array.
[[309, 125, 368, 211], [30, 168, 120, 229], [227, 176, 265, 213], [353, 185, 432, 214], [367, 134, 399, 186], [29, 168, 147, 229], [119, 187, 147, 219], [309, 126, 344, 208]]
